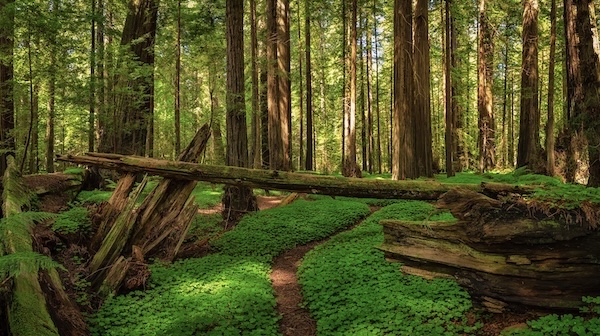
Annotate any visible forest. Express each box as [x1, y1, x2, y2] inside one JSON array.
[[0, 0, 600, 335]]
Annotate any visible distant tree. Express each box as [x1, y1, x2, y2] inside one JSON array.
[[444, 0, 454, 177], [277, 0, 291, 170], [250, 0, 261, 168], [305, 0, 314, 171], [0, 0, 14, 176], [342, 0, 359, 177], [546, 0, 556, 176]]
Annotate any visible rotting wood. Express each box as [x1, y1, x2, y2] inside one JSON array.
[[379, 189, 600, 312], [1, 156, 59, 336], [87, 124, 210, 295], [56, 153, 534, 200]]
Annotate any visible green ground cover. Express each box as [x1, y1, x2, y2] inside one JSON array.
[[298, 201, 479, 335], [89, 199, 370, 336]]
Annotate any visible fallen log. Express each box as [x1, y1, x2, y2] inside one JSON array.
[[1, 156, 86, 336], [88, 124, 210, 295], [56, 153, 534, 200], [379, 189, 600, 312]]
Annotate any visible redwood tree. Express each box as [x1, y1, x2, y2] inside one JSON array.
[[477, 0, 495, 172], [0, 0, 14, 176], [343, 0, 359, 177], [517, 0, 541, 170], [224, 0, 257, 222]]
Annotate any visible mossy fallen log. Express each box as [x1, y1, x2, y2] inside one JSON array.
[[56, 153, 534, 200], [379, 189, 600, 312]]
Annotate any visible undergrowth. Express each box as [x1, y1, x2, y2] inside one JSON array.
[[90, 199, 370, 335], [52, 207, 91, 234], [298, 201, 478, 335], [503, 297, 600, 336]]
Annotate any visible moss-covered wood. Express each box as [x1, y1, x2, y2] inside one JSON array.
[[379, 189, 600, 312], [57, 153, 533, 200], [1, 156, 59, 336]]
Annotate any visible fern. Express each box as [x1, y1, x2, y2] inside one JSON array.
[[0, 251, 64, 281], [2, 156, 34, 216], [0, 212, 56, 252]]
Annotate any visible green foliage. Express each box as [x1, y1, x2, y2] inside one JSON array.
[[186, 213, 223, 242], [503, 314, 600, 336], [298, 201, 477, 335], [0, 212, 56, 252], [190, 183, 223, 209], [52, 206, 91, 234], [63, 167, 86, 175], [76, 190, 113, 204], [0, 251, 64, 280], [211, 199, 371, 263], [306, 194, 400, 207], [92, 199, 370, 335]]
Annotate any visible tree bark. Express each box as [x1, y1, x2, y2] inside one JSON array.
[[267, 0, 284, 170], [343, 0, 359, 178], [305, 0, 313, 171], [225, 0, 257, 222], [546, 0, 556, 176], [478, 0, 495, 172], [277, 0, 291, 171], [575, 0, 600, 187], [174, 0, 181, 156], [393, 0, 415, 180], [517, 0, 541, 170], [414, 0, 433, 178], [444, 0, 454, 177], [250, 0, 261, 168], [0, 0, 14, 177]]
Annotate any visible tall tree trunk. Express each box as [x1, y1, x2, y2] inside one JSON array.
[[478, 0, 495, 172], [305, 0, 313, 171], [563, 0, 582, 183], [575, 0, 600, 187], [393, 0, 415, 180], [343, 0, 359, 177], [267, 0, 283, 170], [250, 0, 261, 168], [360, 17, 367, 172], [174, 0, 181, 156], [501, 20, 510, 168], [374, 0, 382, 174], [114, 0, 158, 156], [0, 0, 14, 177], [517, 0, 541, 170], [277, 0, 291, 170], [341, 0, 347, 171], [445, 0, 454, 177], [28, 83, 39, 174], [224, 0, 257, 222], [450, 2, 464, 172], [89, 0, 96, 153], [46, 50, 56, 173], [414, 0, 433, 178], [546, 0, 556, 176], [296, 0, 304, 170], [366, 11, 374, 174], [96, 0, 105, 154]]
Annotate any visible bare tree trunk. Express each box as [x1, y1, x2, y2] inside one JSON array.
[[374, 0, 382, 174], [343, 0, 359, 177], [360, 17, 367, 172], [89, 0, 96, 153], [393, 0, 415, 179], [501, 20, 510, 168], [296, 0, 304, 170], [225, 0, 257, 222], [564, 0, 582, 183], [444, 0, 454, 177], [267, 0, 284, 170], [46, 49, 56, 173], [250, 0, 261, 168], [366, 11, 374, 174], [517, 0, 541, 170], [414, 0, 433, 178], [174, 0, 181, 156], [478, 0, 496, 172], [546, 0, 556, 176], [277, 0, 291, 171], [0, 0, 14, 177], [305, 0, 313, 171], [575, 0, 600, 186]]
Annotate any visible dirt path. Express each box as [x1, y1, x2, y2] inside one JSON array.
[[270, 207, 379, 336]]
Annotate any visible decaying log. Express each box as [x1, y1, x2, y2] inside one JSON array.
[[56, 153, 534, 200], [21, 170, 86, 197], [0, 156, 87, 336], [87, 124, 210, 295], [379, 189, 600, 312]]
